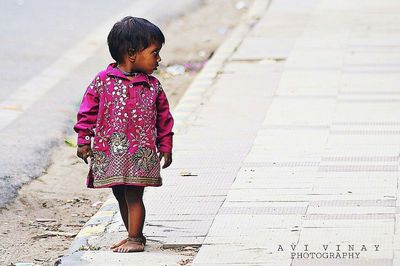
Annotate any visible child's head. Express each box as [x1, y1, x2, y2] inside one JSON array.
[[107, 17, 165, 66]]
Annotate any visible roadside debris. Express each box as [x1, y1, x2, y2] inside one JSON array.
[[184, 61, 206, 72], [64, 138, 77, 147], [66, 197, 89, 204], [32, 231, 77, 239], [91, 201, 103, 208], [157, 60, 208, 78], [33, 258, 49, 262], [179, 171, 198, 177], [178, 258, 192, 265], [166, 64, 186, 76], [35, 218, 56, 223], [65, 223, 83, 227], [183, 246, 197, 251]]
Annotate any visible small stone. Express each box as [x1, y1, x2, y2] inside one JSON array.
[[91, 201, 102, 208]]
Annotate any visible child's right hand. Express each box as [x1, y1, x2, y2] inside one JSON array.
[[77, 144, 93, 164]]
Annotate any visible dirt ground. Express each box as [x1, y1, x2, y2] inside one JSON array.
[[0, 1, 253, 265]]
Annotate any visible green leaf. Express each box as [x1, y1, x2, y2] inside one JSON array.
[[64, 138, 77, 147]]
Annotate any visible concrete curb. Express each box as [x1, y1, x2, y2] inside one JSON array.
[[59, 0, 271, 264], [67, 197, 118, 254]]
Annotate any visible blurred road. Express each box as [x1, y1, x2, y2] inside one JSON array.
[[0, 0, 134, 99], [0, 0, 200, 207]]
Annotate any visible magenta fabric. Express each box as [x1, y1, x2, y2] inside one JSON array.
[[74, 63, 174, 188]]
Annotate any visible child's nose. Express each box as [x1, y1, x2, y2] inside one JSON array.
[[157, 55, 161, 62]]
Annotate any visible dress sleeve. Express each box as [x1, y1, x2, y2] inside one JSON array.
[[73, 76, 100, 145], [156, 82, 174, 153]]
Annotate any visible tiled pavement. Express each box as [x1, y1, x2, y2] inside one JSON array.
[[62, 0, 400, 265], [193, 0, 400, 265]]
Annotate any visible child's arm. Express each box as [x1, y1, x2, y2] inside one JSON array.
[[74, 77, 100, 163], [156, 83, 174, 169]]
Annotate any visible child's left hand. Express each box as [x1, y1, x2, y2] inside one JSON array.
[[159, 152, 172, 169]]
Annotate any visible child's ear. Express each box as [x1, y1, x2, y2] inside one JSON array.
[[128, 49, 136, 62]]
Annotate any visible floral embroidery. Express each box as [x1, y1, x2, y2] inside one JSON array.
[[91, 151, 108, 176], [111, 78, 129, 131], [132, 147, 158, 172], [138, 85, 157, 109], [75, 64, 173, 188], [109, 132, 129, 155], [90, 76, 105, 95], [155, 80, 163, 93]]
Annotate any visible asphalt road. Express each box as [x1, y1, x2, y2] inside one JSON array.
[[0, 0, 201, 207]]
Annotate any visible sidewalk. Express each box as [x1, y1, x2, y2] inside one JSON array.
[[60, 0, 400, 265]]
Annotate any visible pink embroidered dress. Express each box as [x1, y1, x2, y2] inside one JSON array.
[[74, 63, 174, 188]]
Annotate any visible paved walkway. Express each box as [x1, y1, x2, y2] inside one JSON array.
[[61, 0, 400, 265]]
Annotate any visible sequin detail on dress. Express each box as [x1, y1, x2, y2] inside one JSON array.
[[109, 132, 129, 155], [132, 147, 158, 172]]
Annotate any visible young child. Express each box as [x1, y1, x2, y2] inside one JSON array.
[[74, 16, 174, 253]]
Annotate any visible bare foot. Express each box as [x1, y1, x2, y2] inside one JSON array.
[[110, 235, 146, 250], [110, 238, 128, 249], [112, 238, 144, 253]]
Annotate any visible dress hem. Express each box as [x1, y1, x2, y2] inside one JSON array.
[[87, 174, 162, 188], [88, 182, 162, 189]]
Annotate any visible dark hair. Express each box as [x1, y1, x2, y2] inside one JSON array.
[[107, 16, 165, 63]]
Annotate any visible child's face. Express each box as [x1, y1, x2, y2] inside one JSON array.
[[133, 43, 162, 74]]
